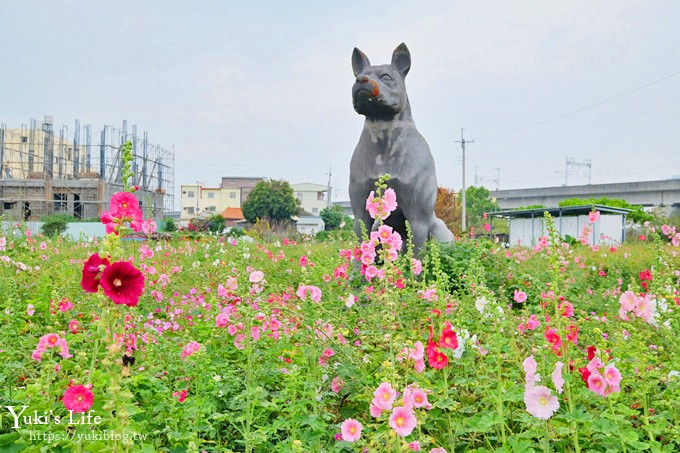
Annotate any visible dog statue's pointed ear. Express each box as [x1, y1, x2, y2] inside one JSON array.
[[391, 43, 411, 78], [352, 47, 371, 77]]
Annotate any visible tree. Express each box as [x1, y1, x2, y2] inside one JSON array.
[[241, 179, 300, 224], [320, 205, 346, 230], [435, 187, 462, 236], [462, 186, 499, 231], [558, 197, 653, 224]]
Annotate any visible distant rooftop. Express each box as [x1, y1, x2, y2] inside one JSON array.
[[490, 204, 632, 219]]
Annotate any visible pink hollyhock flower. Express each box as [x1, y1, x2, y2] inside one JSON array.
[[340, 418, 362, 442], [559, 302, 574, 317], [297, 285, 322, 302], [634, 294, 655, 323], [524, 385, 559, 419], [173, 389, 188, 403], [618, 290, 638, 320], [408, 441, 421, 451], [56, 337, 72, 359], [364, 265, 379, 281], [604, 365, 622, 393], [430, 449, 448, 453], [382, 188, 397, 213], [38, 333, 61, 350], [377, 225, 394, 243], [142, 219, 157, 235], [63, 384, 94, 413], [523, 355, 538, 376], [587, 357, 604, 373], [100, 261, 145, 307], [370, 403, 383, 418], [483, 223, 491, 232], [215, 311, 230, 327], [544, 327, 563, 356], [513, 290, 527, 303], [389, 406, 417, 437], [331, 376, 345, 393], [110, 192, 141, 219], [345, 294, 356, 308], [526, 314, 541, 331], [552, 361, 565, 394], [26, 304, 35, 316], [410, 388, 431, 409], [373, 382, 397, 410], [68, 319, 79, 334], [81, 253, 111, 293], [587, 372, 608, 396], [58, 298, 73, 312], [249, 270, 264, 283], [181, 341, 201, 360], [410, 341, 424, 361], [299, 255, 309, 266], [411, 258, 422, 275], [225, 276, 238, 291], [323, 348, 335, 358], [588, 211, 600, 224]]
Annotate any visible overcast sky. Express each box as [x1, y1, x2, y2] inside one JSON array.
[[2, 0, 679, 208]]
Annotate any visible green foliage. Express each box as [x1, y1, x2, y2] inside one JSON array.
[[161, 216, 177, 232], [319, 205, 346, 230], [241, 179, 300, 224], [206, 214, 226, 233], [515, 204, 547, 210], [40, 214, 73, 238], [558, 197, 653, 224], [461, 185, 499, 231]]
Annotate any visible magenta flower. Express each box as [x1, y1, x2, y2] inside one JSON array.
[[513, 290, 527, 303], [100, 192, 143, 234], [588, 210, 600, 224], [524, 385, 559, 419], [340, 418, 362, 442], [81, 253, 111, 293], [63, 385, 94, 413], [388, 406, 417, 437], [296, 284, 322, 302], [99, 261, 145, 307], [215, 311, 230, 327], [331, 376, 345, 393], [604, 365, 622, 393], [410, 388, 431, 409], [181, 341, 201, 360]]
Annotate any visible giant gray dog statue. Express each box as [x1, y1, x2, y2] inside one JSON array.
[[349, 43, 454, 255]]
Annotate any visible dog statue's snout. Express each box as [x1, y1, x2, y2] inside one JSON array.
[[356, 75, 369, 84]]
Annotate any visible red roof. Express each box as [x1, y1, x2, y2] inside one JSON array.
[[221, 207, 245, 220]]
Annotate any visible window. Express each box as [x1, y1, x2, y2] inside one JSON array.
[[317, 192, 325, 201], [297, 192, 304, 199], [187, 191, 195, 198], [230, 192, 236, 199], [312, 207, 318, 214], [187, 207, 195, 215], [206, 206, 216, 212], [53, 193, 67, 211], [208, 192, 215, 199]]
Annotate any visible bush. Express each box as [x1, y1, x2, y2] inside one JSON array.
[[162, 216, 177, 232], [40, 214, 73, 238]]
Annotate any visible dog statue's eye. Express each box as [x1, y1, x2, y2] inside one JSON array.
[[380, 74, 393, 81]]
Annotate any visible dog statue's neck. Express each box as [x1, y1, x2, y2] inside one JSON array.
[[363, 97, 415, 130]]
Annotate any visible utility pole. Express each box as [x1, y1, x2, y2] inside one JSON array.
[[326, 166, 332, 208], [565, 157, 592, 186], [455, 128, 473, 232]]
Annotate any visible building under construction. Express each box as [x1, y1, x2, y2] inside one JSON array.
[[0, 115, 174, 222]]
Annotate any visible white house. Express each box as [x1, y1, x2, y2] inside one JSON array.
[[489, 205, 631, 246], [291, 182, 329, 216]]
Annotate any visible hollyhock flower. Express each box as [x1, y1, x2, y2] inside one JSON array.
[[587, 372, 608, 396], [215, 311, 230, 327], [430, 449, 448, 453], [224, 276, 238, 291], [81, 253, 111, 293], [297, 285, 322, 302], [299, 255, 309, 266], [439, 323, 459, 350], [526, 314, 541, 331], [389, 406, 417, 437], [101, 192, 143, 234], [100, 261, 145, 307], [58, 298, 73, 312], [559, 302, 574, 317], [604, 365, 622, 393], [249, 270, 264, 283], [38, 333, 61, 350], [588, 211, 600, 223], [370, 403, 383, 418], [524, 385, 559, 419], [63, 384, 94, 413], [331, 376, 345, 393], [142, 219, 157, 235], [366, 188, 398, 220], [173, 389, 188, 403], [373, 382, 397, 410], [410, 388, 431, 409], [587, 356, 604, 373], [411, 259, 422, 275], [408, 441, 421, 451], [340, 418, 362, 442], [26, 304, 35, 316], [586, 345, 597, 361], [552, 361, 565, 394], [544, 327, 563, 355], [56, 337, 72, 359], [364, 265, 379, 281], [513, 290, 527, 303], [181, 341, 201, 360], [345, 294, 356, 308]]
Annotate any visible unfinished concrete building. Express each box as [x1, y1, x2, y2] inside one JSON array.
[[0, 116, 174, 222]]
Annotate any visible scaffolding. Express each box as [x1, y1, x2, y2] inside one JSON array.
[[0, 115, 175, 222]]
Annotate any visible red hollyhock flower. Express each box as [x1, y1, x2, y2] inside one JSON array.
[[100, 261, 145, 307], [586, 345, 597, 361], [439, 322, 459, 350], [426, 326, 449, 370], [81, 253, 111, 293], [63, 384, 94, 413]]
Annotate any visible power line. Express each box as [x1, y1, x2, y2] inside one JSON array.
[[475, 69, 680, 140]]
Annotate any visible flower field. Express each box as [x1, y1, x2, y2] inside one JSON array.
[[1, 186, 680, 452]]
